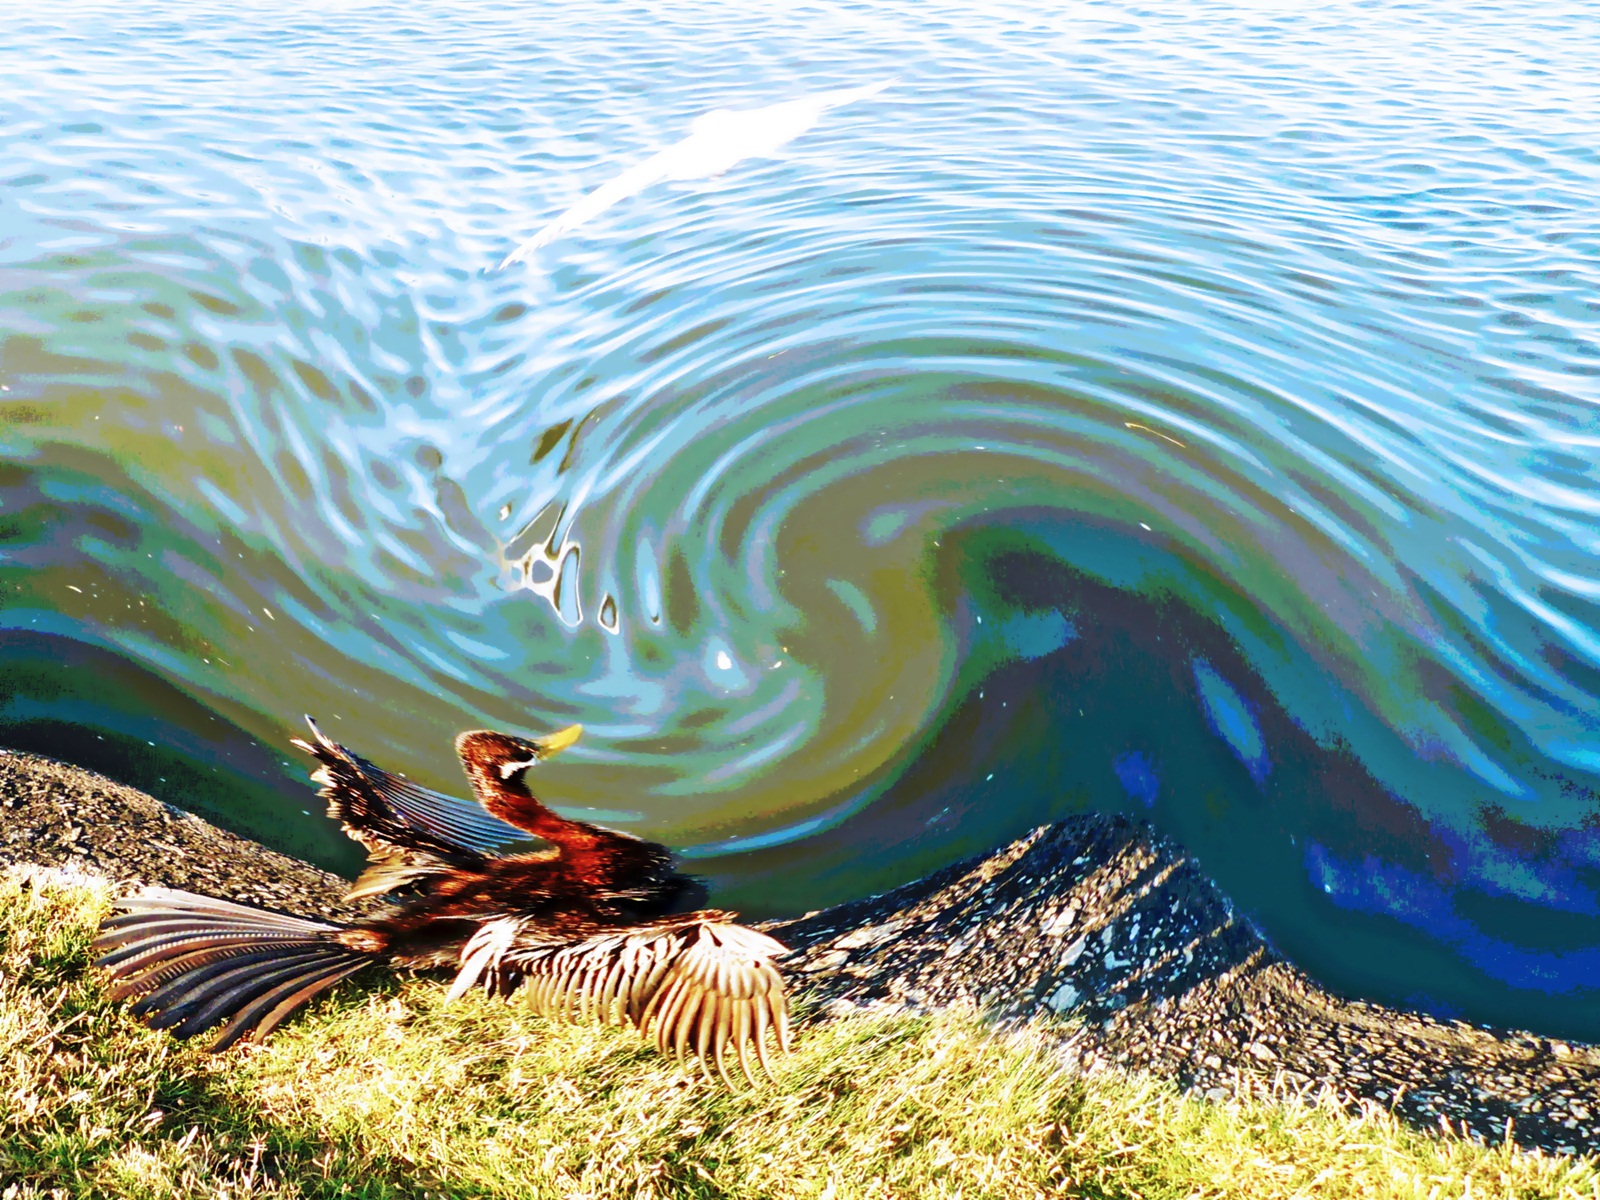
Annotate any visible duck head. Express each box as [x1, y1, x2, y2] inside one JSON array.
[[456, 725, 583, 785]]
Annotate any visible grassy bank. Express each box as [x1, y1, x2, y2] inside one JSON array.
[[2, 866, 1596, 1199]]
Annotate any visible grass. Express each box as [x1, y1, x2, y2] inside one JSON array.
[[2, 865, 1598, 1200]]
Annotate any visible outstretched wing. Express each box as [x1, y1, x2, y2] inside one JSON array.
[[448, 912, 790, 1086], [293, 717, 522, 901]]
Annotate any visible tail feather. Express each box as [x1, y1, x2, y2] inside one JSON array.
[[133, 948, 335, 1022], [97, 921, 325, 958], [96, 930, 338, 985], [213, 959, 371, 1049], [163, 951, 353, 1038], [98, 912, 324, 939], [104, 887, 336, 924], [96, 888, 375, 1050], [97, 921, 315, 947], [109, 944, 324, 1004]]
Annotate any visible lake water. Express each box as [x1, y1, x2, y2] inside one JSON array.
[[3, 0, 1599, 1040]]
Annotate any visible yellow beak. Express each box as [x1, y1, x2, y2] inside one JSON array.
[[535, 724, 583, 757]]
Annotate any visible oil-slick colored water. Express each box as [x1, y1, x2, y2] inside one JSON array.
[[3, 0, 1599, 1039]]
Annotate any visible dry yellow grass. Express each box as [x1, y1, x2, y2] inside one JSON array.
[[3, 865, 1597, 1199]]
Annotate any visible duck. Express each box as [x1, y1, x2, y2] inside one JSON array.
[[93, 719, 791, 1084]]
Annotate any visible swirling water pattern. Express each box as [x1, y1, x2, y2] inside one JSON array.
[[2, 0, 1599, 1037]]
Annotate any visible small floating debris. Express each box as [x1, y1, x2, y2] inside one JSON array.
[[1124, 421, 1186, 449]]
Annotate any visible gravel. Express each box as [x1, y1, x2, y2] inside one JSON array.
[[0, 748, 361, 919], [769, 817, 1600, 1158]]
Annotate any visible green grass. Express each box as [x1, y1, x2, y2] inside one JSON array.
[[3, 865, 1598, 1199]]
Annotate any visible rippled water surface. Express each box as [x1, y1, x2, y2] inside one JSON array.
[[4, 0, 1600, 1038]]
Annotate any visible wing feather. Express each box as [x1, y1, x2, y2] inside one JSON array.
[[444, 917, 522, 1003], [292, 717, 502, 901], [651, 973, 693, 1057], [476, 913, 789, 1085], [357, 760, 531, 853]]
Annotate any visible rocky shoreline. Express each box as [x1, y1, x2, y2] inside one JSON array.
[[3, 746, 1596, 1157], [0, 748, 387, 923], [770, 818, 1600, 1158]]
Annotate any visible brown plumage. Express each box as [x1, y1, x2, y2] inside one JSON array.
[[94, 719, 791, 1083]]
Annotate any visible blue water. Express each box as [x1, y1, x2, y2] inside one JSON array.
[[3, 0, 1599, 1039]]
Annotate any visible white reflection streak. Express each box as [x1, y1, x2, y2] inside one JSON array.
[[496, 79, 894, 269]]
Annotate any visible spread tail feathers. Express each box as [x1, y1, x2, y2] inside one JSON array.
[[94, 888, 374, 1051]]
